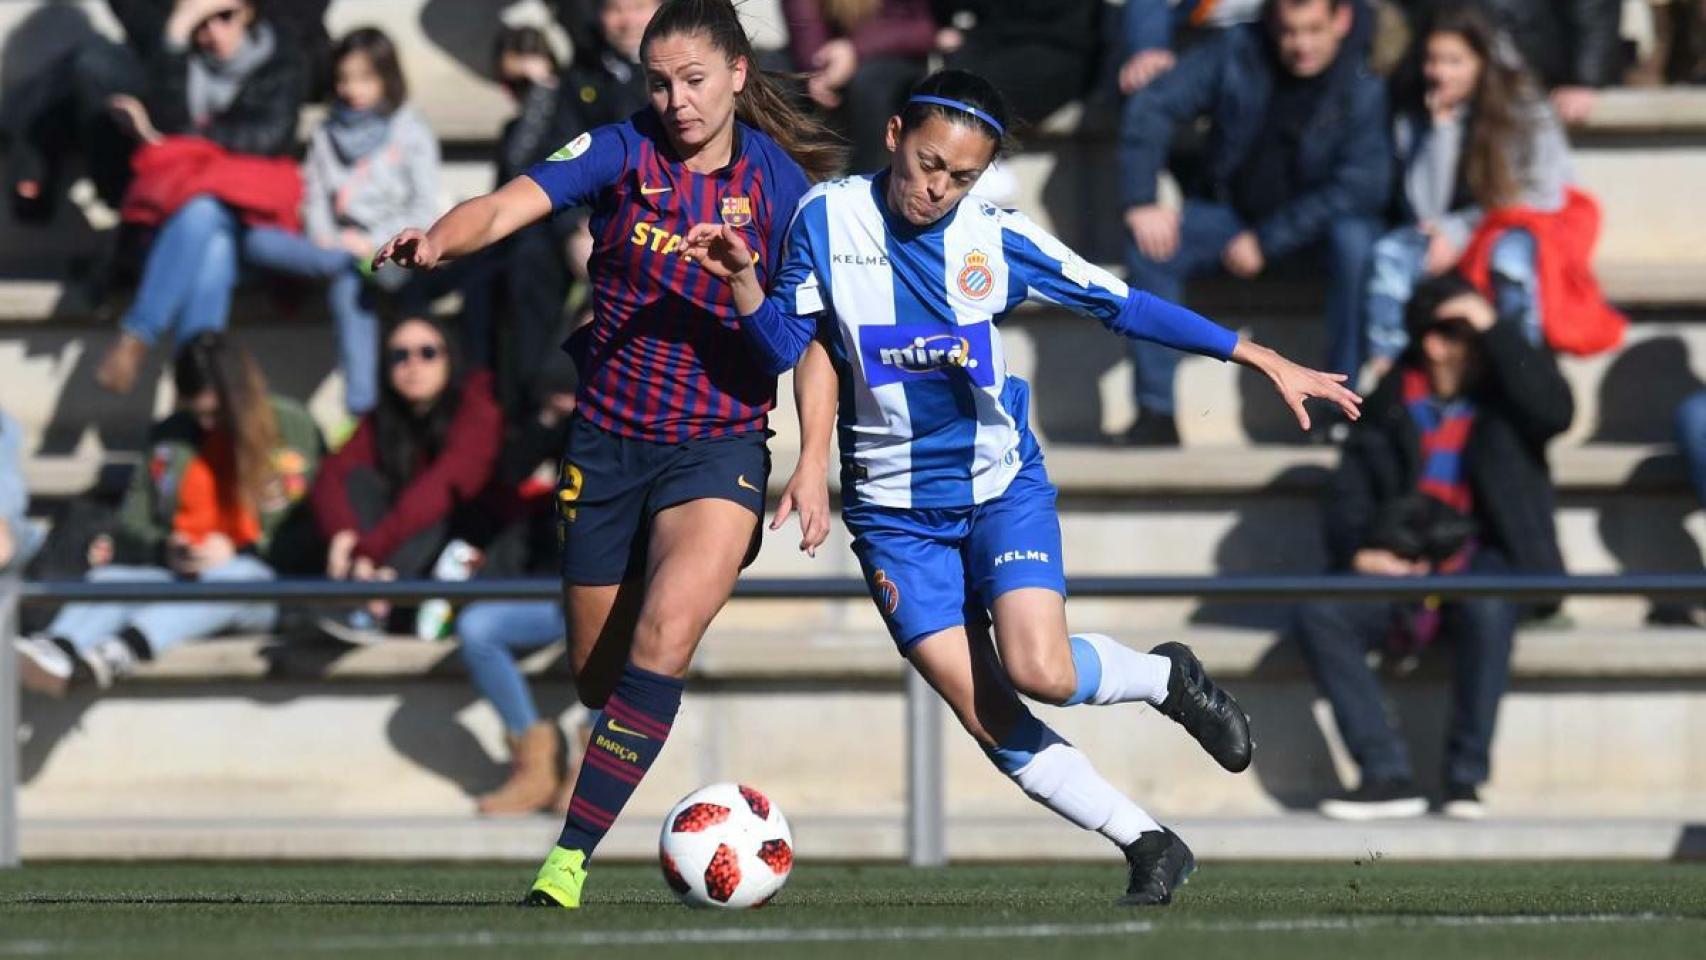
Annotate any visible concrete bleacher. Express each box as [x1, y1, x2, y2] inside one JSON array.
[[4, 0, 1706, 859]]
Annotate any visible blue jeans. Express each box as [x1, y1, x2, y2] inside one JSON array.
[[1292, 549, 1518, 787], [1124, 200, 1377, 415], [47, 555, 277, 657], [1677, 390, 1706, 509], [122, 195, 241, 346], [456, 601, 565, 734], [1366, 226, 1543, 362], [243, 228, 378, 414]]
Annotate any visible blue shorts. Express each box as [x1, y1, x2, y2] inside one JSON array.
[[556, 416, 770, 585], [843, 457, 1065, 651]]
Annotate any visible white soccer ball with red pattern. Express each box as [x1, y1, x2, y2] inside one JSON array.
[[658, 782, 793, 908]]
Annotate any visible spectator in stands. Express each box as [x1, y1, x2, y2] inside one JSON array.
[[12, 333, 321, 697], [477, 8, 651, 416], [237, 27, 442, 419], [311, 316, 502, 645], [934, 0, 1102, 128], [1677, 389, 1706, 625], [91, 0, 309, 396], [1295, 274, 1572, 820], [784, 0, 936, 172], [457, 355, 584, 816], [4, 0, 326, 221], [1364, 3, 1570, 379], [1397, 0, 1622, 124], [0, 410, 44, 576], [1120, 0, 1389, 445]]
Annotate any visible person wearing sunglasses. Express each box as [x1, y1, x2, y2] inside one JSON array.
[[1294, 272, 1572, 821], [13, 332, 322, 697], [309, 317, 503, 643]]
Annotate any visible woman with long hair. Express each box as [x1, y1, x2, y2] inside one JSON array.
[[687, 68, 1359, 905], [14, 332, 321, 696], [309, 316, 503, 640], [372, 0, 842, 907], [1363, 1, 1573, 375]]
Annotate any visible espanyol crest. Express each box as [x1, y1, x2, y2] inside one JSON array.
[[957, 250, 993, 300]]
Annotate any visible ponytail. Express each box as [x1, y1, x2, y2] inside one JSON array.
[[642, 0, 845, 181]]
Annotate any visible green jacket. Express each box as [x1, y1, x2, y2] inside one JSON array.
[[116, 396, 323, 568]]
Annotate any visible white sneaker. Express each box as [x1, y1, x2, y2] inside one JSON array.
[[14, 635, 74, 697], [81, 636, 138, 689]]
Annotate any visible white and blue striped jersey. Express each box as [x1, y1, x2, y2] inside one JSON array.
[[741, 174, 1239, 510]]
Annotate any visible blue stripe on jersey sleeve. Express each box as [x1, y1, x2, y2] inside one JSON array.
[[522, 124, 629, 212], [1000, 211, 1238, 361], [1111, 291, 1240, 360], [738, 193, 829, 375]]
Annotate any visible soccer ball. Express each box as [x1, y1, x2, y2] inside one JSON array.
[[658, 782, 793, 908]]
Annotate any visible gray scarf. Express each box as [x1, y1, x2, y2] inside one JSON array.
[[325, 104, 393, 163], [188, 21, 276, 128]]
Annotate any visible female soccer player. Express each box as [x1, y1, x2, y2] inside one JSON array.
[[373, 0, 840, 908], [686, 69, 1362, 906]]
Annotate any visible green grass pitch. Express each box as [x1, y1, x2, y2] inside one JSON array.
[[2, 861, 1703, 959]]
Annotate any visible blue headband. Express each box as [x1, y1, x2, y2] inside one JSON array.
[[907, 95, 1005, 137]]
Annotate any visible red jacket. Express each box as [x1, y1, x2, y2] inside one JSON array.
[[1457, 186, 1626, 357], [312, 372, 502, 564], [121, 135, 303, 232]]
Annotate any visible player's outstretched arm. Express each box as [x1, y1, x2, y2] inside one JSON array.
[[372, 177, 553, 272], [683, 223, 817, 375], [774, 339, 837, 557], [1230, 338, 1362, 432]]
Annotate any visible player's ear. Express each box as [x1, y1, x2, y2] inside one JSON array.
[[884, 116, 903, 155], [729, 54, 748, 96]]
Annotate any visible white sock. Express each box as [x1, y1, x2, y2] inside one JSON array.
[[1009, 741, 1160, 847], [1069, 633, 1172, 706]]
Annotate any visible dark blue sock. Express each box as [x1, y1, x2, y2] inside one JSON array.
[[557, 662, 684, 856]]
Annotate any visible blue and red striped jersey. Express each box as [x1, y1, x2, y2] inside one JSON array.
[[525, 112, 810, 443]]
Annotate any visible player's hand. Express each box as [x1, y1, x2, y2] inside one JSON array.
[[1222, 230, 1265, 278], [682, 223, 755, 280], [1234, 340, 1362, 432], [773, 464, 831, 558], [1125, 205, 1180, 262], [372, 228, 440, 272], [1118, 49, 1176, 95]]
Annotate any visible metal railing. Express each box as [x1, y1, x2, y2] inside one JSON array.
[[4, 572, 1706, 869]]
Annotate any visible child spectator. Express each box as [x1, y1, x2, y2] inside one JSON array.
[[241, 27, 444, 417], [311, 316, 502, 644], [784, 0, 936, 172], [92, 0, 309, 396], [13, 332, 322, 696], [1364, 2, 1573, 377], [1295, 275, 1572, 820]]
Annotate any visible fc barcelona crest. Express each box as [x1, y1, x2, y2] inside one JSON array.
[[720, 196, 753, 228], [957, 250, 994, 300]]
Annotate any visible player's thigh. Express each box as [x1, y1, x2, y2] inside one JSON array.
[[845, 504, 974, 653], [906, 621, 1025, 748], [967, 462, 1071, 697], [563, 578, 645, 708], [557, 418, 654, 588], [988, 587, 1075, 703], [628, 497, 760, 677]]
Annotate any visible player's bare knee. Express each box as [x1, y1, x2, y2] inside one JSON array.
[[630, 616, 702, 678], [1007, 654, 1076, 706]]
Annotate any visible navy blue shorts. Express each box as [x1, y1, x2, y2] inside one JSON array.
[[556, 416, 770, 586], [842, 455, 1066, 651]]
